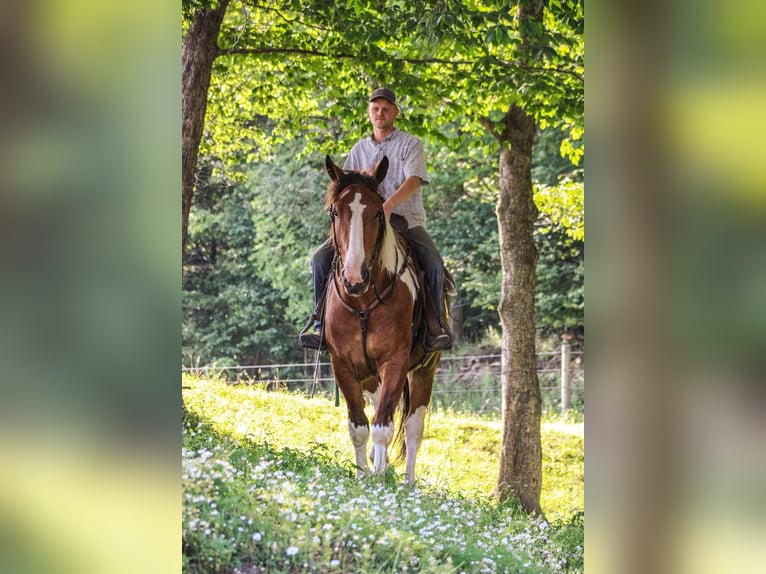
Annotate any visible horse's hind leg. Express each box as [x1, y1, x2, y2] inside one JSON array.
[[369, 373, 391, 474], [348, 423, 371, 478], [403, 356, 438, 484], [362, 377, 381, 413], [362, 377, 382, 465], [403, 404, 427, 484]]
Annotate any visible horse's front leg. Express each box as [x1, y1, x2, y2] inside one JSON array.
[[332, 361, 370, 477], [370, 358, 409, 475]]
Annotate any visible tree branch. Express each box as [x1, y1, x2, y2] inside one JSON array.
[[220, 46, 354, 58], [497, 58, 584, 82], [218, 46, 581, 81], [479, 116, 504, 141], [244, 0, 332, 34], [219, 46, 475, 67]]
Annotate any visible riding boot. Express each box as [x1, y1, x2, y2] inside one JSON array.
[[424, 318, 453, 352], [299, 241, 333, 351], [422, 284, 453, 352]]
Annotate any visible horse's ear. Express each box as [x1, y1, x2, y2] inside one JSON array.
[[325, 155, 343, 182], [373, 156, 389, 184]]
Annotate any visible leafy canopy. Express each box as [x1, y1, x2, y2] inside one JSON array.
[[193, 0, 584, 172]]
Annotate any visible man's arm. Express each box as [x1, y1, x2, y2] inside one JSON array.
[[382, 175, 421, 219]]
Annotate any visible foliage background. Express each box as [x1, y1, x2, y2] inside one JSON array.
[[183, 128, 584, 367]]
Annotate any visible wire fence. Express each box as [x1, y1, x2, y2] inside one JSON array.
[[183, 347, 584, 416]]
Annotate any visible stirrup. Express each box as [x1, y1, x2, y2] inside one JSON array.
[[423, 328, 452, 352], [300, 330, 326, 351]]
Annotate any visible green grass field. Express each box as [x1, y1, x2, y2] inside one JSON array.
[[182, 375, 583, 573]]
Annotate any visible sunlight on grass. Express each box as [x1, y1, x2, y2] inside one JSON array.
[[182, 380, 585, 573], [182, 374, 583, 521]]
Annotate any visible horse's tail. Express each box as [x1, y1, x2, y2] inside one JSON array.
[[393, 377, 410, 465]]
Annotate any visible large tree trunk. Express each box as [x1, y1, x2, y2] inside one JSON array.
[[182, 0, 230, 259], [494, 104, 542, 515]]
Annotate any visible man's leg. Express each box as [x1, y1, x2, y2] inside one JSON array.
[[406, 226, 452, 351], [311, 239, 334, 314], [300, 239, 334, 350]]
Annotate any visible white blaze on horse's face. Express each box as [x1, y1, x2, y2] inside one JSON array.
[[342, 192, 369, 294]]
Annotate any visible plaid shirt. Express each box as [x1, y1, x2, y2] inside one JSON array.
[[343, 128, 430, 229]]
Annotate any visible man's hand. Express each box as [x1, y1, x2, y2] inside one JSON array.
[[382, 175, 421, 221], [383, 200, 394, 221]]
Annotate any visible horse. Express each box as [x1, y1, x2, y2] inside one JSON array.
[[321, 154, 443, 484]]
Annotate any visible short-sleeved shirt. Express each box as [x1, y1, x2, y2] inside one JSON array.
[[343, 128, 429, 229]]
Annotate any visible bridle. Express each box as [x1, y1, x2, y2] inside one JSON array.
[[328, 186, 410, 374], [329, 185, 395, 299]]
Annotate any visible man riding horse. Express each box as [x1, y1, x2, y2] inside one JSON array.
[[301, 87, 453, 353]]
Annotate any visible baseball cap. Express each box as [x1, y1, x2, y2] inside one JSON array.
[[369, 87, 397, 106]]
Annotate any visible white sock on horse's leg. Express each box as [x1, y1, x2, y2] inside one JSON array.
[[370, 423, 394, 474], [404, 406, 426, 484]]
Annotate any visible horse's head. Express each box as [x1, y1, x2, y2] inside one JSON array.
[[326, 155, 389, 296]]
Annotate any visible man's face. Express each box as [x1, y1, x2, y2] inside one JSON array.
[[368, 99, 399, 131]]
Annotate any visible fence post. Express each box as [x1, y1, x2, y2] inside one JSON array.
[[561, 341, 571, 413]]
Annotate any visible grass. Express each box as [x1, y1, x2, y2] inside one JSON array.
[[182, 375, 583, 573]]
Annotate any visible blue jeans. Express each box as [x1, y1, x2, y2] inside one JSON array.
[[310, 225, 444, 322]]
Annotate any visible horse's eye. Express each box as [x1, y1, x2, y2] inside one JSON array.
[[330, 207, 338, 219], [376, 210, 384, 221]]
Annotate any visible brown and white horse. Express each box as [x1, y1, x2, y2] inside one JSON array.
[[322, 155, 441, 484]]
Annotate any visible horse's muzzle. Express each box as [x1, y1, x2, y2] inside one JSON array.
[[342, 266, 370, 296]]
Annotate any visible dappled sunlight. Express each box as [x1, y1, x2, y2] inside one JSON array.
[[183, 374, 584, 522], [183, 387, 584, 573]]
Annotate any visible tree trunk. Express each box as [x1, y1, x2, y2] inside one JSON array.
[[494, 104, 542, 515], [182, 0, 230, 259]]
